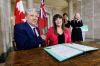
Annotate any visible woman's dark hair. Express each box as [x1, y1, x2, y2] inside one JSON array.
[[53, 14, 65, 34], [63, 13, 68, 17], [63, 13, 68, 23]]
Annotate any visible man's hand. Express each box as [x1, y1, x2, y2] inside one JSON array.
[[41, 35, 46, 40]]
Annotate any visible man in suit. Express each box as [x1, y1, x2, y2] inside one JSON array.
[[14, 8, 45, 50]]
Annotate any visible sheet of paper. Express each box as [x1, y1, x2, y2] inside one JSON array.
[[44, 44, 83, 61], [66, 43, 99, 52], [50, 45, 83, 58]]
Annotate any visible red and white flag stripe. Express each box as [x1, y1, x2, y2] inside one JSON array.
[[38, 0, 47, 34], [14, 0, 26, 25]]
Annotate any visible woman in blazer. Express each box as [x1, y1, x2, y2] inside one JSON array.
[[46, 14, 71, 46]]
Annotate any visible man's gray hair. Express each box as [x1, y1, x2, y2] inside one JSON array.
[[25, 8, 37, 16]]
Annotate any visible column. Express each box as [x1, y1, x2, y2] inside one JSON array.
[[27, 0, 34, 8], [68, 0, 74, 21], [0, 0, 6, 59], [0, 0, 11, 62], [0, 0, 4, 61]]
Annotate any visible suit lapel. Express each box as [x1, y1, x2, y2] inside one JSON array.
[[24, 22, 34, 38]]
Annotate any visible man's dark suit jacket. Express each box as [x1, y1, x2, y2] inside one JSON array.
[[14, 22, 43, 50]]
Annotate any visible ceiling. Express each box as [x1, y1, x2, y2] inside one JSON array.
[[33, 0, 68, 10], [33, 0, 77, 10], [11, 0, 77, 11]]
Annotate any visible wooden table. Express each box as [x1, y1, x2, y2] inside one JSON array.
[[5, 43, 100, 66]]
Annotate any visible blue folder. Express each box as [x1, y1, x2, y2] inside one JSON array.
[[44, 43, 99, 62]]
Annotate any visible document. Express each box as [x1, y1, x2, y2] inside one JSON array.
[[44, 43, 99, 62], [66, 43, 98, 52]]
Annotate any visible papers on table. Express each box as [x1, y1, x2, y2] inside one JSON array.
[[44, 43, 99, 62]]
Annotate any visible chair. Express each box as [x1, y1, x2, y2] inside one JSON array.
[[12, 40, 17, 51]]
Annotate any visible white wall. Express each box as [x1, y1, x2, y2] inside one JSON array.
[[78, 0, 100, 40]]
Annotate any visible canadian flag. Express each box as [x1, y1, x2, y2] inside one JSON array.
[[38, 0, 47, 35], [14, 0, 26, 25]]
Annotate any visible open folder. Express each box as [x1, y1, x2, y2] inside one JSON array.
[[44, 43, 99, 62]]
